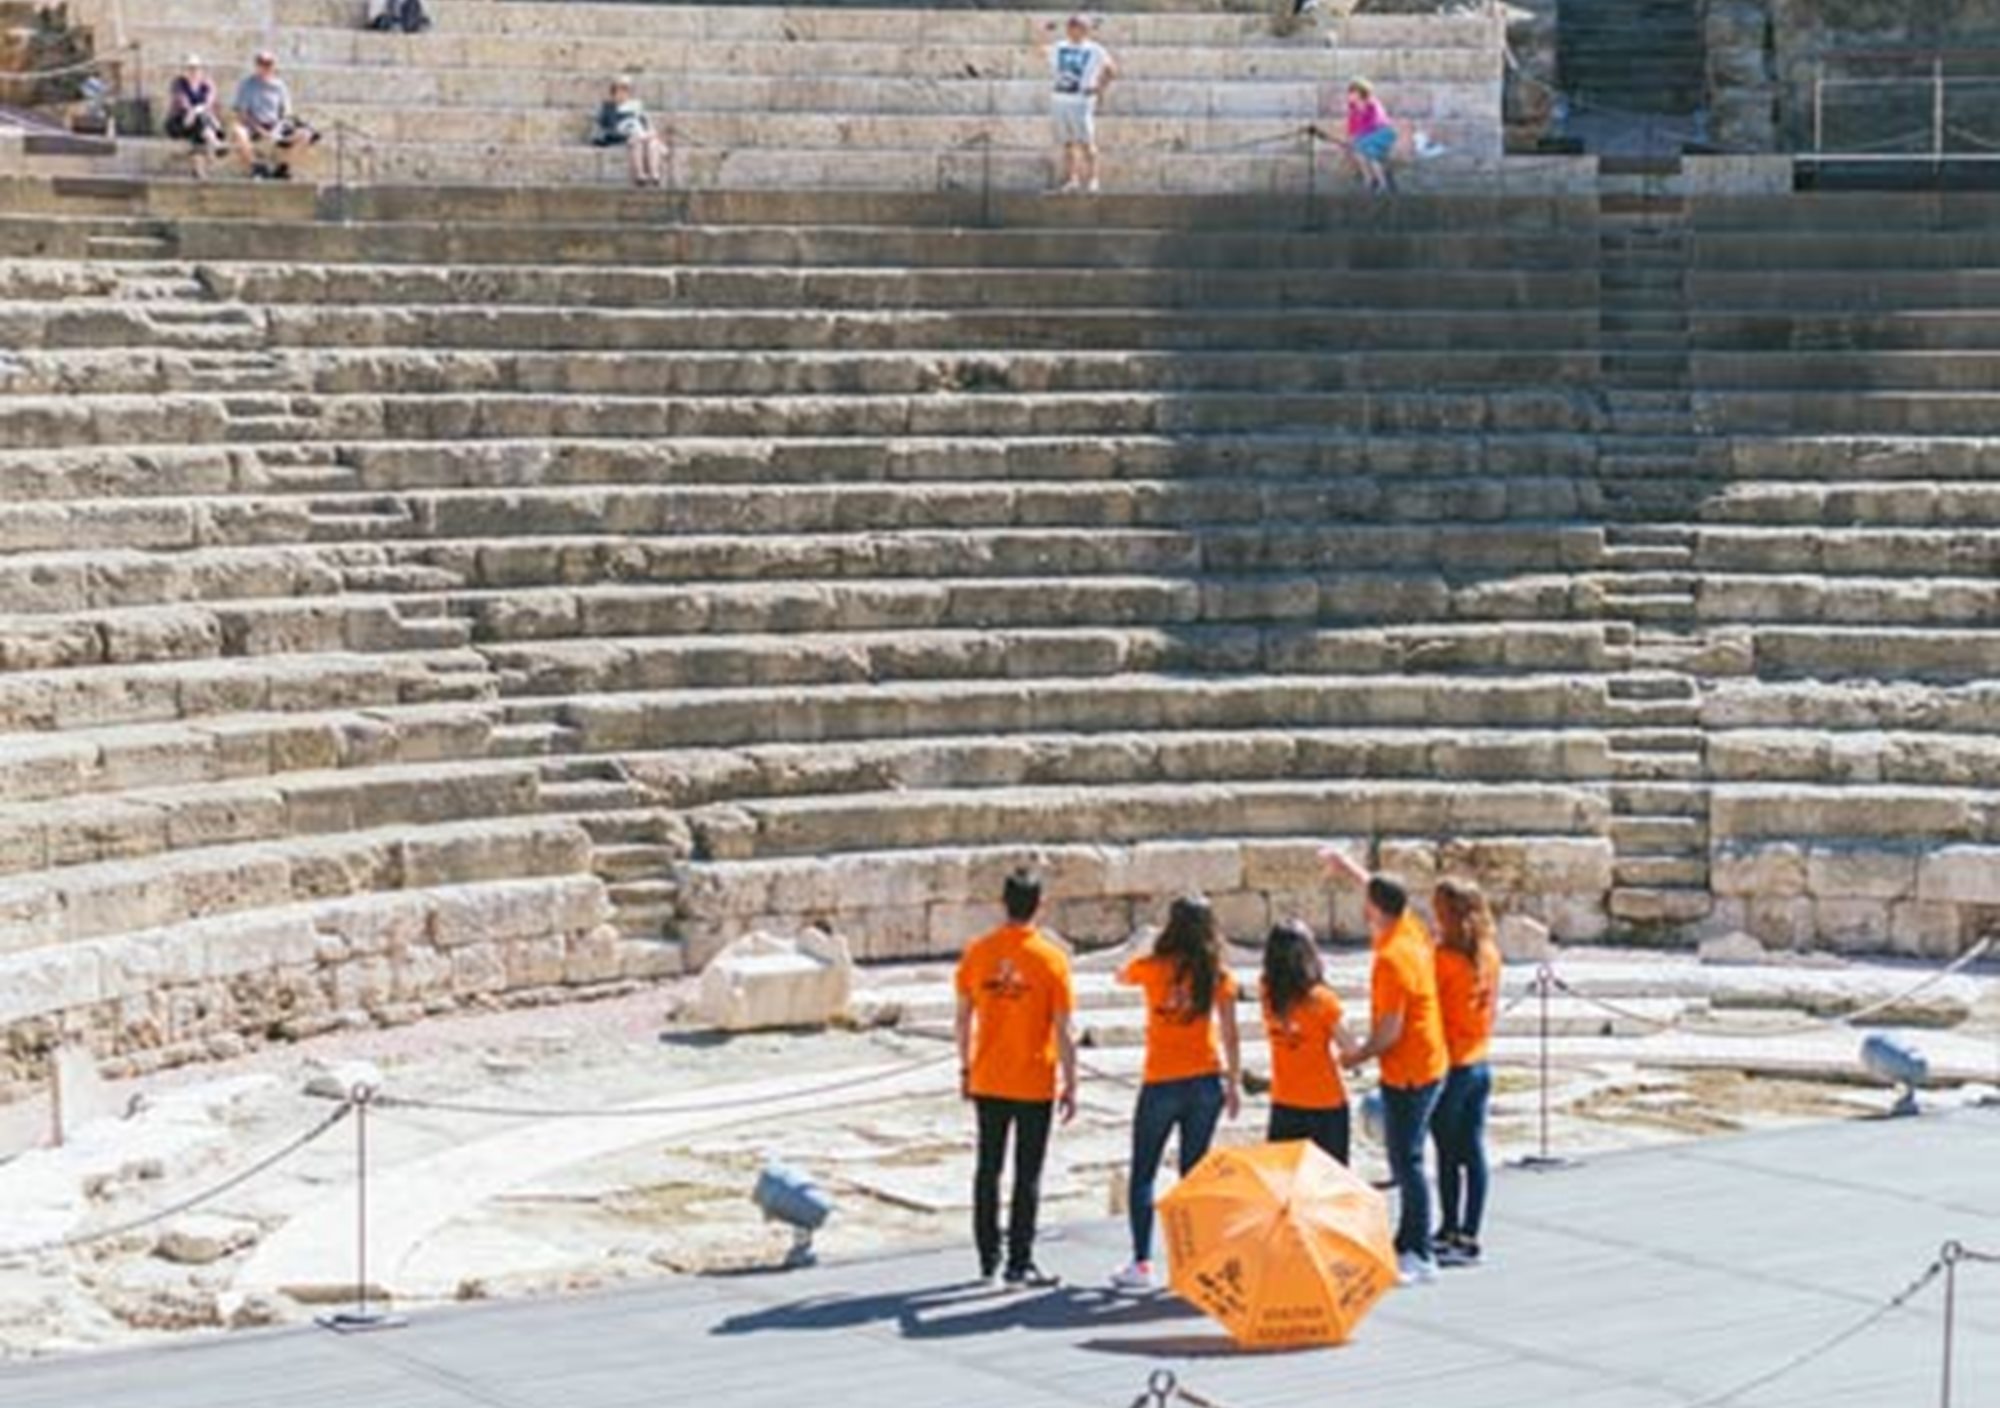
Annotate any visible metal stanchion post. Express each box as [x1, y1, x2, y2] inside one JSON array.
[[317, 1083, 406, 1334], [1511, 965, 1578, 1172], [1301, 125, 1319, 233], [1939, 1242, 1960, 1408]]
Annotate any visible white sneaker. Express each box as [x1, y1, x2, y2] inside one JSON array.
[[1109, 1260, 1156, 1292], [1084, 179, 1101, 194], [1397, 1252, 1438, 1286]]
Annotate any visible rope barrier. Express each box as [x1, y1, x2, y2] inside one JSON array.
[[372, 1048, 957, 1120], [1680, 1251, 1948, 1407], [0, 46, 135, 83], [1128, 1369, 1235, 1408], [0, 1099, 352, 1262], [1545, 937, 1993, 1042]]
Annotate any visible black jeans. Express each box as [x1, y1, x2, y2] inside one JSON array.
[[1268, 1103, 1351, 1166], [973, 1097, 1054, 1275], [1128, 1074, 1226, 1264]]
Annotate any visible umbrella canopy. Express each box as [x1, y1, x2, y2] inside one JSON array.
[[1157, 1140, 1397, 1349]]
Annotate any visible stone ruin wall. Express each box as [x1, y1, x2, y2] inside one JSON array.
[[1705, 0, 2000, 151]]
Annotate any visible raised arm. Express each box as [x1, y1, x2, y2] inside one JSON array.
[[1318, 844, 1370, 888]]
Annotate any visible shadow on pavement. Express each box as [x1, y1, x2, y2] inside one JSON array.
[[711, 1281, 1203, 1342]]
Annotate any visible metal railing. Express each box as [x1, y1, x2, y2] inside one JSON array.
[[1809, 56, 2000, 164]]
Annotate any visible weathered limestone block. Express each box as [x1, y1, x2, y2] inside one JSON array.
[[155, 1215, 261, 1267], [1916, 847, 2000, 905], [1806, 847, 1915, 901], [1712, 842, 1807, 899], [1697, 931, 1769, 966], [696, 929, 853, 1032], [1103, 840, 1243, 898]]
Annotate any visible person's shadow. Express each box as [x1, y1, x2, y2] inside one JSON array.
[[711, 1280, 1204, 1343]]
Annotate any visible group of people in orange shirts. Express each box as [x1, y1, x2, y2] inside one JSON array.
[[954, 849, 1503, 1292]]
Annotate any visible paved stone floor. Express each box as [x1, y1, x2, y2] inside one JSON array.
[[5, 1110, 1999, 1408]]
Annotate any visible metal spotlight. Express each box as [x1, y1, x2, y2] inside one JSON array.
[[752, 1163, 834, 1269], [1860, 1034, 1929, 1119]]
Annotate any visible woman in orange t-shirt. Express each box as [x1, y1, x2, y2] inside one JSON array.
[[1261, 920, 1362, 1164], [1111, 894, 1241, 1292], [1430, 878, 1502, 1267]]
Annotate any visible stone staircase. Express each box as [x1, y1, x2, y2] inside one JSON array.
[[1557, 0, 1705, 124], [0, 169, 1998, 1084], [1593, 153, 1711, 937]]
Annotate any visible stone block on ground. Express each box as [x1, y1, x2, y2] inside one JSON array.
[[696, 928, 854, 1032], [1497, 912, 1553, 965], [1697, 931, 1769, 967], [155, 1214, 262, 1267]]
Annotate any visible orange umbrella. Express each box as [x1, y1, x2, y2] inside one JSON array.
[[1157, 1140, 1398, 1349]]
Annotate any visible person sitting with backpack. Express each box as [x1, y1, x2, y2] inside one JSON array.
[[164, 55, 225, 179], [366, 0, 431, 33], [591, 75, 668, 188]]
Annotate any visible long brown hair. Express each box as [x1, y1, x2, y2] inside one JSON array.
[[1154, 894, 1224, 1020], [1261, 920, 1323, 1020], [1433, 878, 1497, 964]]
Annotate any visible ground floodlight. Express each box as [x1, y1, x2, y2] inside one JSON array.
[[1860, 1034, 1928, 1118], [753, 1164, 834, 1268]]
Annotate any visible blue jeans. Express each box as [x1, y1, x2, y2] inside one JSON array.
[[1380, 1080, 1442, 1259], [1128, 1075, 1225, 1264], [1432, 1062, 1493, 1242]]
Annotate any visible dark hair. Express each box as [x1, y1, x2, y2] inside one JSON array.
[[1262, 920, 1323, 1020], [1002, 867, 1043, 922], [1153, 894, 1224, 1020], [1365, 874, 1409, 921], [1434, 878, 1497, 963]]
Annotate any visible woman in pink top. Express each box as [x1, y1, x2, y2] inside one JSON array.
[[1344, 78, 1397, 194]]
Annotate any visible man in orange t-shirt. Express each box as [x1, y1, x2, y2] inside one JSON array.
[[955, 867, 1077, 1288], [1322, 849, 1450, 1284]]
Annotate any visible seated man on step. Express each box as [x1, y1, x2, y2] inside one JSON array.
[[230, 51, 321, 181]]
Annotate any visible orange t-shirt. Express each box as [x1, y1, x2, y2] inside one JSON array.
[[1436, 940, 1503, 1068], [956, 923, 1074, 1103], [1370, 912, 1449, 1089], [1262, 985, 1347, 1111], [1119, 955, 1238, 1085]]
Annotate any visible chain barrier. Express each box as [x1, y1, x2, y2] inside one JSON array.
[[372, 1048, 958, 1120], [0, 1099, 352, 1262]]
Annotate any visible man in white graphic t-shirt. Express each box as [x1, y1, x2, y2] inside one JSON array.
[[1034, 13, 1117, 194]]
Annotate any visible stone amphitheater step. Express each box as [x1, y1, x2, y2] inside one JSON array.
[[0, 348, 1603, 400], [0, 873, 657, 1073], [604, 726, 1617, 815], [0, 389, 1602, 449], [558, 674, 1624, 754], [0, 813, 591, 950]]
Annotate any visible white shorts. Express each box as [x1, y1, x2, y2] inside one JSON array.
[[1051, 92, 1096, 147]]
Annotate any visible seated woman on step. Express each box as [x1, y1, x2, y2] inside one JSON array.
[[591, 76, 669, 188], [164, 55, 226, 180]]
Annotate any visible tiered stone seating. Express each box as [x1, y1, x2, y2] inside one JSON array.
[[0, 176, 1630, 1081], [1685, 192, 2000, 957], [13, 0, 1507, 191]]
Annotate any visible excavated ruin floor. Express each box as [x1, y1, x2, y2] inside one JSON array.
[[0, 946, 1993, 1363]]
